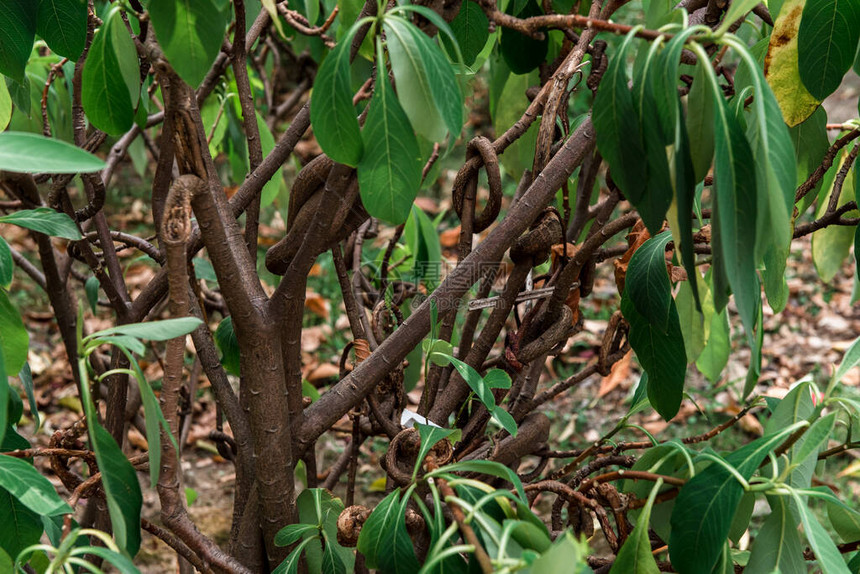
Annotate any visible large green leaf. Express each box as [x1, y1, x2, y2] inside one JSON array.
[[357, 45, 423, 224], [747, 497, 806, 574], [0, 290, 28, 375], [0, 208, 82, 240], [791, 490, 851, 573], [669, 425, 801, 573], [0, 455, 71, 516], [685, 60, 715, 183], [356, 489, 420, 573], [710, 75, 759, 345], [726, 38, 797, 266], [79, 375, 142, 557], [81, 6, 139, 135], [384, 17, 463, 143], [797, 0, 860, 100], [621, 291, 686, 421], [37, 0, 87, 60], [443, 1, 489, 68], [609, 481, 661, 573], [828, 501, 860, 543], [593, 30, 646, 204], [0, 132, 106, 174], [499, 0, 548, 75], [632, 42, 673, 234], [0, 488, 42, 561], [310, 37, 363, 166], [86, 317, 203, 343], [0, 1, 37, 81], [672, 99, 701, 310], [625, 231, 674, 333], [147, 0, 228, 88]]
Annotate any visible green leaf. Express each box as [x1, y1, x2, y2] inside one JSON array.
[[622, 294, 686, 421], [37, 0, 86, 60], [832, 335, 860, 387], [673, 98, 701, 309], [79, 370, 142, 556], [214, 316, 241, 377], [0, 488, 42, 561], [357, 45, 423, 224], [812, 149, 857, 281], [272, 535, 318, 574], [0, 238, 12, 289], [18, 363, 39, 432], [0, 290, 29, 374], [322, 530, 348, 574], [0, 132, 106, 174], [746, 496, 806, 574], [507, 518, 551, 552], [797, 0, 860, 100], [310, 35, 363, 166], [791, 490, 851, 573], [794, 412, 835, 464], [765, 381, 816, 488], [81, 6, 139, 135], [593, 29, 646, 204], [275, 523, 319, 546], [147, 0, 228, 88], [404, 205, 442, 287], [69, 545, 141, 574], [727, 38, 797, 266], [356, 488, 420, 573], [492, 67, 539, 182], [439, 354, 495, 410], [499, 0, 549, 75], [792, 108, 831, 214], [0, 207, 82, 240], [686, 59, 715, 183], [765, 0, 822, 127], [296, 489, 353, 573], [625, 231, 674, 333], [676, 279, 706, 363], [0, 78, 11, 130], [484, 369, 511, 389], [710, 71, 759, 346], [442, 1, 489, 68], [384, 17, 463, 142], [631, 41, 674, 234], [669, 425, 803, 573], [0, 349, 7, 449], [85, 276, 99, 314], [491, 406, 518, 437], [610, 480, 662, 574], [429, 459, 527, 503], [0, 1, 37, 81], [86, 317, 203, 342], [828, 501, 860, 543], [530, 531, 589, 573], [0, 455, 71, 516]]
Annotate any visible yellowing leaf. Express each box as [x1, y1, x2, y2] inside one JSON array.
[[765, 0, 821, 127]]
